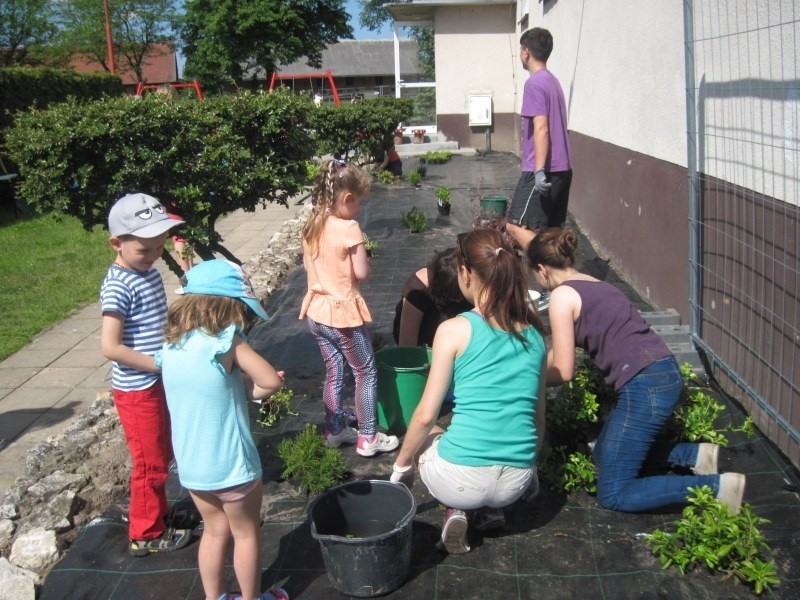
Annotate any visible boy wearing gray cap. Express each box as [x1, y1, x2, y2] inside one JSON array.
[[100, 193, 192, 556]]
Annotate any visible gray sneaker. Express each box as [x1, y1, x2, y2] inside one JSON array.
[[324, 427, 358, 448]]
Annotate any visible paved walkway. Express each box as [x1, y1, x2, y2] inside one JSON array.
[[0, 200, 304, 498]]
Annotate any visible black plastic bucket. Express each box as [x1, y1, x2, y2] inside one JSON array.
[[309, 480, 416, 597]]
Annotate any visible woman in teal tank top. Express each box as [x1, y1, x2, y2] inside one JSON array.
[[390, 229, 547, 554]]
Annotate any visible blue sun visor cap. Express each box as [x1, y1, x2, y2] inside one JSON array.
[[183, 259, 270, 321]]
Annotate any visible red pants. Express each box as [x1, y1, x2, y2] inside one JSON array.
[[113, 381, 173, 540]]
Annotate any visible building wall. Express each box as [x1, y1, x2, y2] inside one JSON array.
[[527, 1, 690, 316], [434, 4, 518, 152]]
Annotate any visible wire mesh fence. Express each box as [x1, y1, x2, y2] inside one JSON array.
[[684, 0, 799, 466]]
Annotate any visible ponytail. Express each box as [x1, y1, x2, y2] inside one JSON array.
[[457, 229, 543, 341]]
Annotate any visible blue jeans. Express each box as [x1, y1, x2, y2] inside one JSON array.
[[593, 356, 720, 512]]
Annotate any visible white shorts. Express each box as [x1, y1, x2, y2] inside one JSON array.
[[418, 437, 534, 509]]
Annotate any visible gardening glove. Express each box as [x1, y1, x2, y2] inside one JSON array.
[[534, 169, 551, 195], [390, 462, 415, 489]]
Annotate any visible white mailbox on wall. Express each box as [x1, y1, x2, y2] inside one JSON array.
[[468, 95, 492, 127]]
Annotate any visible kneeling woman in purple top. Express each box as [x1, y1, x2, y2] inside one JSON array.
[[526, 229, 746, 514]]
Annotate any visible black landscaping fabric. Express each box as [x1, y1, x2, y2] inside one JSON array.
[[42, 153, 800, 599]]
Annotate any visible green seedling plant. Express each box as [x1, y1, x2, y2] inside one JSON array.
[[646, 486, 778, 594], [421, 150, 453, 164], [668, 363, 755, 446], [257, 385, 298, 428], [362, 233, 378, 257], [375, 169, 400, 184], [407, 169, 422, 187], [547, 355, 612, 435], [278, 424, 349, 495], [401, 206, 428, 233], [563, 451, 597, 494], [435, 186, 451, 206], [538, 445, 597, 494], [417, 165, 427, 178]]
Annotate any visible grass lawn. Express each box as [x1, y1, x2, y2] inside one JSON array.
[[0, 207, 112, 361]]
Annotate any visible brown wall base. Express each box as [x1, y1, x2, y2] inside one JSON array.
[[568, 132, 690, 318], [437, 113, 517, 154]]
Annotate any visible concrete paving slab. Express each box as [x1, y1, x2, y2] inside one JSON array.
[[0, 348, 66, 368], [21, 367, 95, 390], [76, 365, 111, 389], [25, 332, 86, 352], [0, 366, 41, 388], [49, 349, 108, 369], [48, 317, 102, 336], [0, 387, 69, 412]]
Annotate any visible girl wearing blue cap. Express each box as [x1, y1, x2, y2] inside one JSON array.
[[159, 260, 288, 600]]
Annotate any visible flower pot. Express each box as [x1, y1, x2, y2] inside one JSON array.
[[437, 203, 451, 216], [412, 135, 424, 144], [394, 136, 404, 145]]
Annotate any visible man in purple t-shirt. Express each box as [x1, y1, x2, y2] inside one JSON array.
[[506, 28, 573, 264]]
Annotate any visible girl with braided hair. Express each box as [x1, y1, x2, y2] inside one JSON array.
[[299, 159, 399, 457], [391, 228, 546, 554]]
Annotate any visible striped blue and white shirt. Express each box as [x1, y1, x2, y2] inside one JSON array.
[[100, 264, 167, 391]]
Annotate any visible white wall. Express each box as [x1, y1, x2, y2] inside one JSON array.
[[690, 0, 799, 205], [524, 1, 687, 168], [436, 5, 518, 117]]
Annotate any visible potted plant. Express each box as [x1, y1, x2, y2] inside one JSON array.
[[435, 186, 451, 216], [411, 128, 426, 144], [393, 128, 405, 145], [408, 169, 422, 188]]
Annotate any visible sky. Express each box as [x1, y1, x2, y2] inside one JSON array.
[[345, 0, 393, 40]]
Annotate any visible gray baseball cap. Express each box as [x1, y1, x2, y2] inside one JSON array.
[[108, 193, 183, 238]]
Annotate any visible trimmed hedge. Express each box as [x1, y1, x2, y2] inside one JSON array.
[[309, 97, 414, 163], [0, 67, 124, 132], [5, 89, 314, 249]]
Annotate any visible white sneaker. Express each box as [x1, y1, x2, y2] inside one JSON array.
[[693, 443, 719, 475], [717, 473, 746, 515], [356, 432, 399, 457], [324, 427, 358, 448]]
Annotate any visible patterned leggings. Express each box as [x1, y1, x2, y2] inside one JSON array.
[[307, 318, 378, 437]]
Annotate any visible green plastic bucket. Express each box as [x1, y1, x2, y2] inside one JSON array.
[[376, 346, 430, 434], [480, 195, 508, 217]]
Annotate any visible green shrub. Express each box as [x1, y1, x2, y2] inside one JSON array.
[[401, 206, 427, 233], [278, 424, 349, 495], [407, 170, 422, 187], [5, 90, 313, 256], [309, 97, 414, 163], [646, 486, 778, 594]]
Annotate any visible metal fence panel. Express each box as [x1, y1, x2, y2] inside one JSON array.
[[684, 0, 799, 468]]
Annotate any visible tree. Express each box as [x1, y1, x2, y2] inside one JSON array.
[[51, 0, 177, 81], [180, 0, 353, 92], [0, 0, 57, 66]]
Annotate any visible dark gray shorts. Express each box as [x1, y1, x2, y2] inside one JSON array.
[[506, 169, 572, 232]]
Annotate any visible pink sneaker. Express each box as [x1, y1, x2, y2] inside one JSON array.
[[356, 432, 399, 457], [439, 507, 470, 554]]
